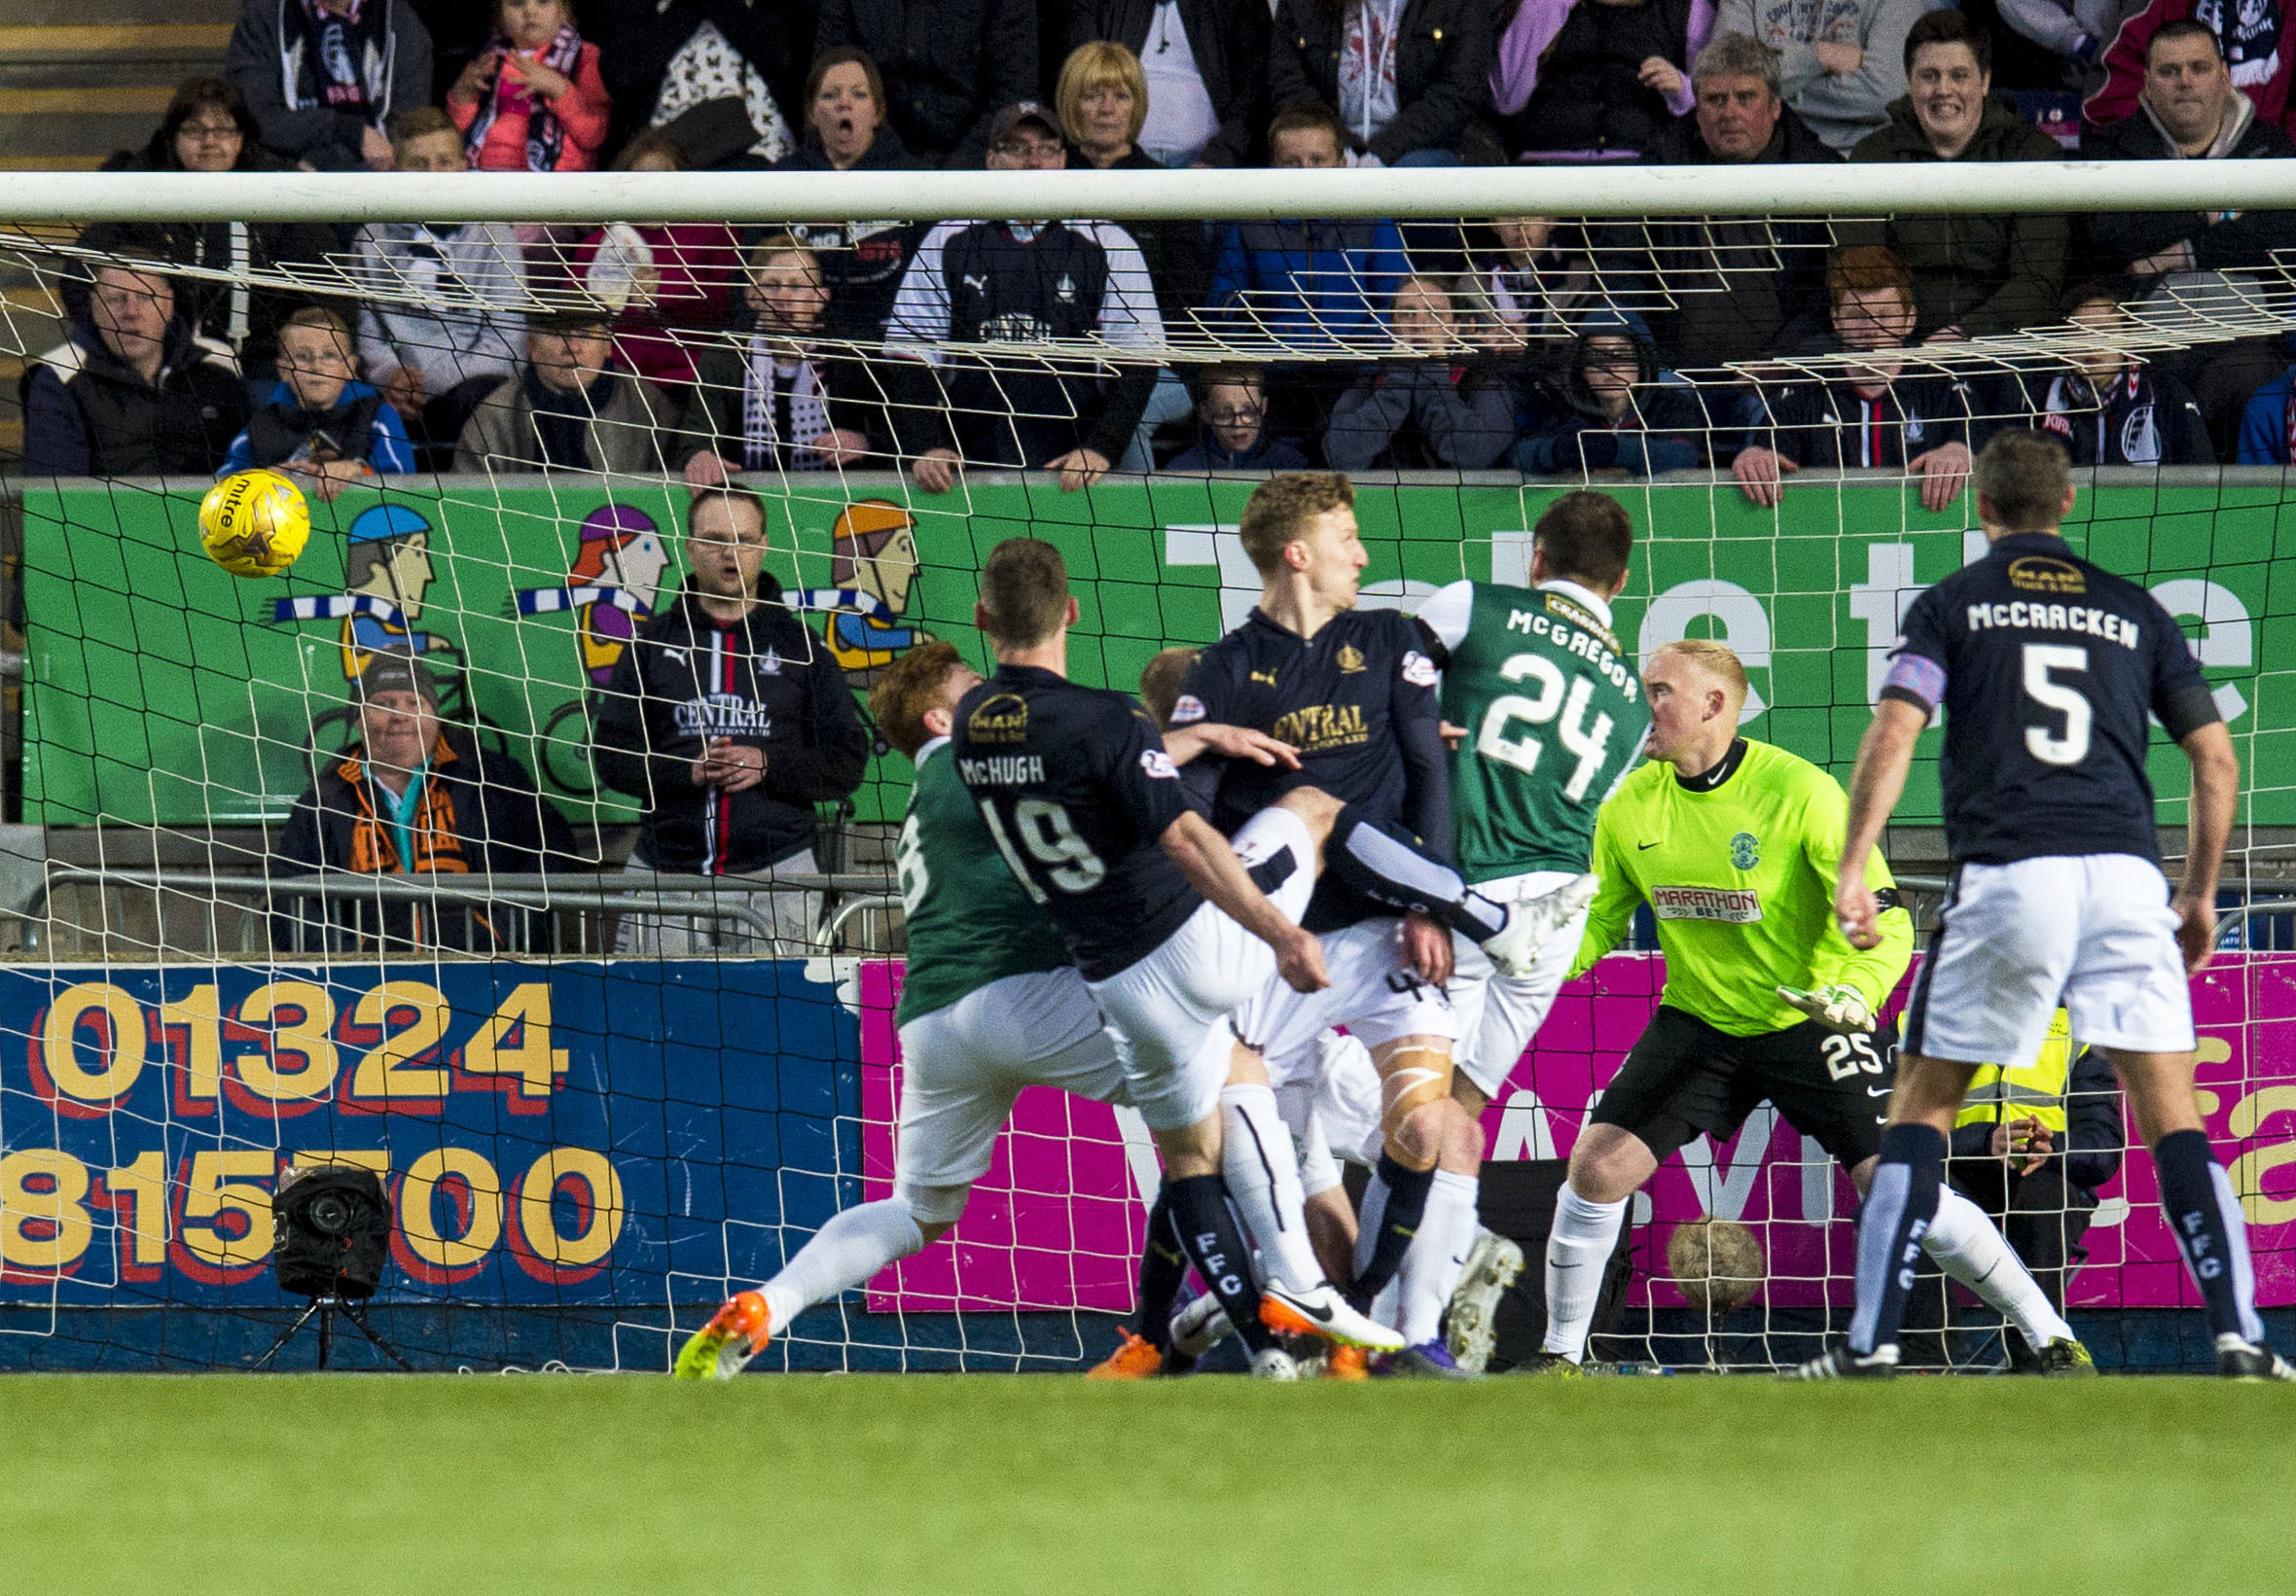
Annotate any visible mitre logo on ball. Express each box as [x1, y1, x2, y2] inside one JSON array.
[[197, 469, 311, 579]]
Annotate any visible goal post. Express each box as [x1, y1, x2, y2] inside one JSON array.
[[0, 165, 2292, 1372]]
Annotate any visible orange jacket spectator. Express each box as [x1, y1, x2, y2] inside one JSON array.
[[446, 1, 611, 171]]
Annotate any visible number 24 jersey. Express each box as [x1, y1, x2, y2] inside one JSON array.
[[951, 664, 1200, 981], [1884, 531, 2219, 866]]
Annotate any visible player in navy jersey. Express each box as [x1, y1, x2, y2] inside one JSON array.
[[956, 537, 1582, 1376], [1170, 472, 1570, 1376], [1795, 431, 2290, 1381]]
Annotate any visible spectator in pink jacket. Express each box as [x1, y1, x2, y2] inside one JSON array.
[[447, 0, 611, 171], [564, 129, 742, 394], [2085, 0, 2296, 131]]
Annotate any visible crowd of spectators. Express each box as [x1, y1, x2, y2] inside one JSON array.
[[29, 0, 2296, 501]]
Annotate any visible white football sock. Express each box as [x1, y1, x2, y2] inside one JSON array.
[[761, 1200, 925, 1330], [1922, 1186, 2074, 1348], [1543, 1186, 1629, 1361], [1399, 1169, 1483, 1345], [1221, 1082, 1325, 1293]]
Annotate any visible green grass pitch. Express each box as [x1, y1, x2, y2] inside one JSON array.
[[7, 1374, 2286, 1595]]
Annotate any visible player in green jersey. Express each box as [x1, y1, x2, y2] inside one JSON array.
[[1533, 638, 2092, 1374], [675, 639, 1293, 1378], [1409, 490, 1649, 1370]]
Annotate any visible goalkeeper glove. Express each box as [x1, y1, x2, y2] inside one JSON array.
[[1776, 982, 1874, 1035]]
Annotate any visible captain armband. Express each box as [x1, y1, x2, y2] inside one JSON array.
[[2158, 679, 2223, 743], [1877, 653, 1945, 716]]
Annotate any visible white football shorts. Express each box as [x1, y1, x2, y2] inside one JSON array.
[[1448, 869, 1589, 1100], [1240, 917, 1457, 1088], [1905, 853, 2196, 1067], [893, 966, 1127, 1224], [1087, 805, 1318, 1131]]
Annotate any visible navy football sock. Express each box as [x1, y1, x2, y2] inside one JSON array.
[[1348, 1154, 1436, 1307], [2154, 1128, 2267, 1344], [1164, 1174, 1273, 1352], [1327, 805, 1507, 942], [1848, 1123, 1945, 1358], [1132, 1188, 1189, 1350]]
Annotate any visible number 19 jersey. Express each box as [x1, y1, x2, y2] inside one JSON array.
[[951, 663, 1201, 981], [893, 737, 1075, 1028], [1417, 579, 1650, 882]]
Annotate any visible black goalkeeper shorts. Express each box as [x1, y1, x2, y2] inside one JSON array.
[[1588, 1005, 1898, 1171]]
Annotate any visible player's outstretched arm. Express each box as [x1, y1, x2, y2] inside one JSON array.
[[1159, 810, 1330, 993], [2175, 720, 2239, 975], [1163, 723, 1300, 769], [1837, 698, 1924, 949]]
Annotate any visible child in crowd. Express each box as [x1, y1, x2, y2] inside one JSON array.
[[448, 0, 610, 172], [1324, 277, 1517, 471], [221, 304, 414, 495], [1516, 309, 1715, 477], [1164, 365, 1309, 473]]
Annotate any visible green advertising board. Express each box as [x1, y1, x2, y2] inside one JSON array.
[[18, 472, 2291, 831]]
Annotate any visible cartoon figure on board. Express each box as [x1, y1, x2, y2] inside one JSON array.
[[512, 503, 671, 686], [786, 499, 917, 684], [271, 502, 453, 686]]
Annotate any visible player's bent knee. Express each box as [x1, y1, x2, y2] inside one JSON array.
[[892, 1181, 972, 1231], [1274, 784, 1344, 844], [1377, 1044, 1453, 1166], [1567, 1123, 1657, 1204]]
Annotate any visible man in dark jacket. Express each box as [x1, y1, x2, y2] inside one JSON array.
[[1515, 309, 1719, 477], [1268, 0, 1494, 165], [594, 486, 871, 952], [226, 0, 433, 172], [1641, 32, 1842, 371], [2084, 21, 2296, 277], [1948, 1014, 2126, 1352], [815, 0, 1040, 168], [1843, 10, 2068, 340], [882, 103, 1164, 494], [1063, 0, 1270, 166], [271, 652, 573, 953], [20, 260, 248, 478]]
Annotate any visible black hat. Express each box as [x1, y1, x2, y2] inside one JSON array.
[[355, 651, 440, 709]]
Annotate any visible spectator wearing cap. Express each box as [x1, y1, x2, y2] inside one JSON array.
[[678, 231, 896, 485], [1710, 0, 1919, 154], [454, 304, 675, 475], [883, 101, 1164, 493], [593, 486, 871, 952], [271, 651, 573, 954], [1515, 307, 1720, 476], [773, 47, 927, 345], [1062, 0, 1270, 166], [1489, 0, 1708, 163], [1842, 11, 2068, 342], [1639, 33, 1840, 370], [226, 0, 434, 172], [20, 257, 248, 479], [1271, 0, 1497, 166], [814, 0, 1039, 168]]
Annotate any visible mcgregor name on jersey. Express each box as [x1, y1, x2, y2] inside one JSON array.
[[1508, 601, 1639, 701], [1651, 885, 1764, 923]]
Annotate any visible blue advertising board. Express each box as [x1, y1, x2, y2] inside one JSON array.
[[0, 961, 862, 1311]]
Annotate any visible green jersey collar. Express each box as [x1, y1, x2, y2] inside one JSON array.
[[1539, 578, 1613, 630], [915, 734, 951, 765]]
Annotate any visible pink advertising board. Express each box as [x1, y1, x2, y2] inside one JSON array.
[[859, 956, 2296, 1314]]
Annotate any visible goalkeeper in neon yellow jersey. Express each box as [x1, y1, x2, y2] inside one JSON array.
[[1532, 638, 2089, 1374]]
